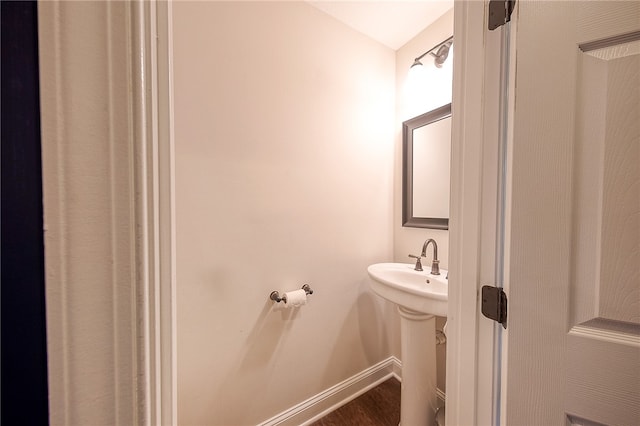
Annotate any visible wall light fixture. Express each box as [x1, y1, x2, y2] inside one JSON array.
[[410, 36, 454, 70]]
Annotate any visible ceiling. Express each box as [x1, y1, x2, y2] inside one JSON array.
[[307, 1, 453, 50]]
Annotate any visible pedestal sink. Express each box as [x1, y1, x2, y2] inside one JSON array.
[[367, 263, 448, 426]]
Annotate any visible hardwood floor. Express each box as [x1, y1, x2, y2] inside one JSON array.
[[310, 378, 401, 426]]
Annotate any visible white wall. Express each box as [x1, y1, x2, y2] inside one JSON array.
[[394, 8, 454, 393], [172, 2, 397, 424]]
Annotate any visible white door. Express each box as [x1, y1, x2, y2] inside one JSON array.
[[499, 1, 640, 425]]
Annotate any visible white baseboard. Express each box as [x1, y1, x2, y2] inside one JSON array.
[[259, 356, 401, 426], [391, 356, 403, 382], [258, 356, 446, 426]]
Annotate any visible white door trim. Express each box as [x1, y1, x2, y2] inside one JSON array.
[[39, 1, 177, 424], [448, 2, 504, 425], [131, 1, 178, 425]]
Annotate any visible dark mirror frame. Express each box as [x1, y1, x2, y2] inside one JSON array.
[[402, 103, 451, 229]]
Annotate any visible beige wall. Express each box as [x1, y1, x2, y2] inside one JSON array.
[[394, 8, 454, 393], [173, 2, 397, 424], [394, 9, 453, 272]]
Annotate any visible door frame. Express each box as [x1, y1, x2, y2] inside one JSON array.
[[132, 1, 178, 424], [447, 1, 507, 425], [38, 1, 177, 424]]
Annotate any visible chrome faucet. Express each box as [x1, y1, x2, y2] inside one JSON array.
[[421, 239, 440, 275]]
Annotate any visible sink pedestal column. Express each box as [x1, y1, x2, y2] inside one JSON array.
[[398, 306, 437, 426]]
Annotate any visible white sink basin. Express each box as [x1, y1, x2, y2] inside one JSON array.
[[367, 262, 448, 316]]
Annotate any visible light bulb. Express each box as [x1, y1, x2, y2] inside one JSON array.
[[404, 62, 429, 118]]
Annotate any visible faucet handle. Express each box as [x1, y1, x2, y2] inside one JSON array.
[[408, 254, 423, 271]]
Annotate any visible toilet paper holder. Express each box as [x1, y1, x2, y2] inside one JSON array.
[[270, 284, 313, 303]]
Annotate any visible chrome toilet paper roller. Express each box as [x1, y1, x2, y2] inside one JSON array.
[[270, 284, 313, 307]]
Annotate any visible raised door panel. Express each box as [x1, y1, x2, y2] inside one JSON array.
[[597, 48, 639, 324], [567, 36, 640, 426]]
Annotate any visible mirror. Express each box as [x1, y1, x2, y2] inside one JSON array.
[[402, 103, 451, 229]]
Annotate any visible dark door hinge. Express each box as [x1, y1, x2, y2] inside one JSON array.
[[488, 0, 516, 31], [481, 285, 507, 328]]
